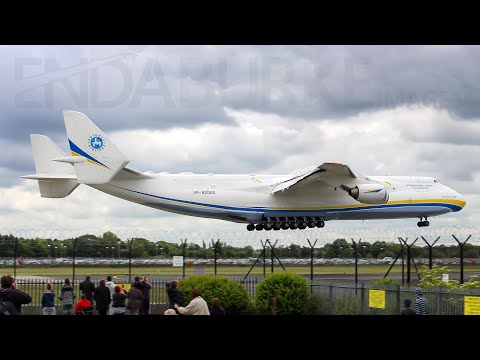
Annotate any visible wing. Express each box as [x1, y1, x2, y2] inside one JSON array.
[[270, 162, 374, 194]]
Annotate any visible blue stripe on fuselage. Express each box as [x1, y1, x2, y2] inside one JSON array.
[[109, 185, 462, 213]]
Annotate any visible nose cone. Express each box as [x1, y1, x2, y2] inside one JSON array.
[[451, 190, 466, 212]]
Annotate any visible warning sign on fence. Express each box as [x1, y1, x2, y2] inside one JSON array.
[[369, 289, 386, 309], [464, 296, 480, 315]]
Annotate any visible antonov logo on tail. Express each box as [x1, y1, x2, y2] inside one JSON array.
[[88, 134, 105, 151], [22, 110, 466, 231]]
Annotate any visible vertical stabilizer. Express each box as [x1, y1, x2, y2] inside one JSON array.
[[63, 110, 129, 184]]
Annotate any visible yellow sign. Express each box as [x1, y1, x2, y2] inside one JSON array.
[[464, 296, 480, 315], [117, 283, 131, 292], [369, 289, 386, 309]]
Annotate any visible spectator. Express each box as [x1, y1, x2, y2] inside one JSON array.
[[400, 298, 416, 315], [140, 276, 152, 315], [415, 287, 428, 315], [127, 281, 143, 315], [210, 297, 226, 315], [166, 280, 185, 314], [79, 275, 95, 306], [94, 279, 111, 315], [112, 285, 128, 315], [74, 294, 92, 315], [41, 282, 56, 315], [59, 278, 75, 315], [0, 275, 32, 315], [105, 275, 116, 315], [174, 288, 210, 315]]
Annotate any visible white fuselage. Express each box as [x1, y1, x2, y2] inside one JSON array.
[[90, 173, 465, 224]]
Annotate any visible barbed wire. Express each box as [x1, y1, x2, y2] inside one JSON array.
[[1, 226, 480, 248]]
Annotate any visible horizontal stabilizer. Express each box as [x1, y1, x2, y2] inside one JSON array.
[[24, 135, 79, 198], [38, 179, 79, 198]]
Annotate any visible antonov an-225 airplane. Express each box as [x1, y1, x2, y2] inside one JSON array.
[[22, 111, 466, 231]]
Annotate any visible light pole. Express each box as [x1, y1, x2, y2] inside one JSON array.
[[47, 244, 51, 264], [63, 245, 67, 258], [118, 241, 121, 258], [106, 246, 109, 258], [362, 245, 367, 258], [54, 246, 58, 258]]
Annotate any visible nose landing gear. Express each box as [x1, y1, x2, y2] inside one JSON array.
[[417, 217, 430, 227]]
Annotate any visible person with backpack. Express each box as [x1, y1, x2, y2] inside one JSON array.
[[59, 278, 75, 315], [0, 275, 32, 315]]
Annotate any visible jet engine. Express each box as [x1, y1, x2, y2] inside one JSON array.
[[342, 184, 389, 204]]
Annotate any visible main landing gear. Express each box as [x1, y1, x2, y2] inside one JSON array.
[[417, 217, 430, 227], [246, 217, 325, 231]]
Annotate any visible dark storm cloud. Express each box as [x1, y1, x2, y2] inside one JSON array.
[[4, 45, 480, 135], [3, 45, 480, 177]]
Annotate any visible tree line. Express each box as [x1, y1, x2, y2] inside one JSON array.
[[0, 233, 478, 259]]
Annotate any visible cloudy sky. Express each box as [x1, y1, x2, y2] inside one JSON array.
[[0, 45, 479, 244]]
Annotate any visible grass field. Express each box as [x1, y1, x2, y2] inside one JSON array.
[[2, 264, 480, 277]]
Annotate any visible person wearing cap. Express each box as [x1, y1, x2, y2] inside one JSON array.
[[414, 287, 428, 315], [400, 298, 416, 315]]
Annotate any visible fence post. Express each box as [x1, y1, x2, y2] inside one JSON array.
[[436, 288, 441, 315], [272, 296, 277, 315], [329, 283, 334, 315], [13, 238, 18, 281], [395, 284, 400, 315], [360, 282, 365, 315], [128, 238, 134, 283], [72, 238, 77, 286]]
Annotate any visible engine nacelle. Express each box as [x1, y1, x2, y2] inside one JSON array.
[[347, 184, 389, 204]]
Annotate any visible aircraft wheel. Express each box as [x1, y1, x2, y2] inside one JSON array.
[[247, 224, 255, 231], [255, 224, 264, 231]]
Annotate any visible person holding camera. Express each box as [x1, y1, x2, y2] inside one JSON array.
[[140, 276, 152, 315], [0, 275, 32, 315]]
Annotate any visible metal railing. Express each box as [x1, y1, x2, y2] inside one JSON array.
[[16, 277, 258, 307], [310, 280, 480, 315]]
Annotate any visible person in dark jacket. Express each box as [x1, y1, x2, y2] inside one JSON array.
[[0, 275, 32, 315], [400, 298, 416, 315], [166, 280, 184, 313], [415, 287, 428, 315], [140, 276, 152, 315], [79, 275, 95, 306], [112, 285, 128, 315], [210, 297, 226, 316], [41, 282, 56, 315], [94, 279, 111, 315]]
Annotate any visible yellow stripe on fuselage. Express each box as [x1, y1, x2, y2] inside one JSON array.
[[266, 198, 466, 211]]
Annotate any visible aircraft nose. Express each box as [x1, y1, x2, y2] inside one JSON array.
[[451, 190, 466, 211]]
